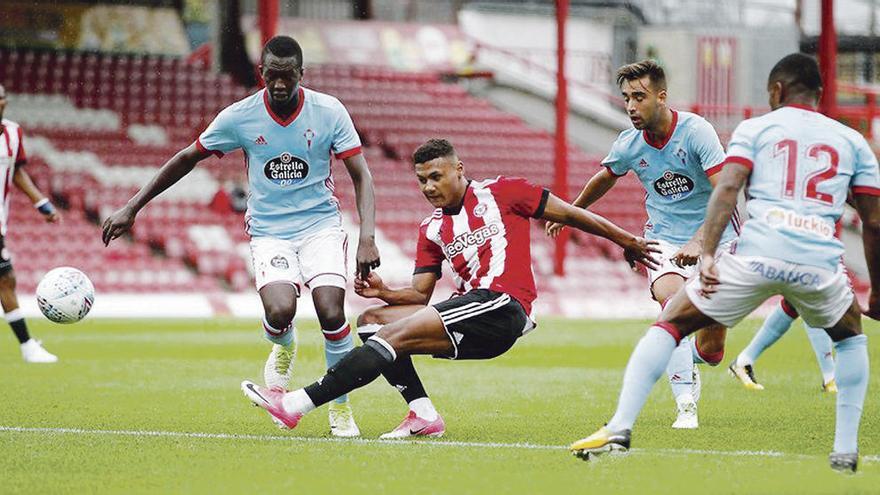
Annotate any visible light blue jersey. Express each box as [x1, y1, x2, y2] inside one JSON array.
[[726, 105, 880, 271], [603, 110, 737, 245], [198, 87, 362, 239]]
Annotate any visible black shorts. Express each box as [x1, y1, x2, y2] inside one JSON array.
[[0, 236, 12, 275], [432, 289, 534, 360]]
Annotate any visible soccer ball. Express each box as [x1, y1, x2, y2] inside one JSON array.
[[36, 267, 95, 324]]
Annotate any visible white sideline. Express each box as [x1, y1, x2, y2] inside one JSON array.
[[0, 426, 876, 462]]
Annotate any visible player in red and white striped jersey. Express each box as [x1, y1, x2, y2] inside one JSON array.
[[0, 84, 61, 363], [241, 138, 661, 434]]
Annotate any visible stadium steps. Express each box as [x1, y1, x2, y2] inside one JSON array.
[[1, 47, 654, 309]]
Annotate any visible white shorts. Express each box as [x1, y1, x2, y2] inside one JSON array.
[[250, 227, 348, 294], [685, 253, 854, 329], [648, 239, 732, 297]]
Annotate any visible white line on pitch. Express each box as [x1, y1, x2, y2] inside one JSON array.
[[0, 426, 876, 462], [0, 426, 561, 451]]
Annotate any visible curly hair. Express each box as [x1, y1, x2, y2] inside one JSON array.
[[412, 139, 456, 165], [261, 35, 303, 67]]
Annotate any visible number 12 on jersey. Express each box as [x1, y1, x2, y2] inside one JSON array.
[[773, 139, 838, 205]]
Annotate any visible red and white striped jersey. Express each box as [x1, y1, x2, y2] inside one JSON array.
[[414, 177, 549, 316], [0, 119, 27, 236]]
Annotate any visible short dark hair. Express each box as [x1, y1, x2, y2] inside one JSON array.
[[413, 139, 456, 165], [261, 35, 303, 67], [768, 53, 822, 95], [616, 59, 666, 90]]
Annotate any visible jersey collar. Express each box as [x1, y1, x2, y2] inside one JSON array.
[[442, 180, 472, 215], [643, 109, 678, 150], [784, 103, 819, 113], [263, 87, 305, 127]]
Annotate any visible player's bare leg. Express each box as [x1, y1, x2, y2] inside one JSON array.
[[571, 289, 718, 459], [0, 268, 56, 363], [358, 304, 445, 438], [312, 284, 360, 437], [259, 282, 298, 390], [694, 325, 726, 363], [359, 304, 424, 326], [823, 300, 868, 473], [653, 274, 700, 429], [242, 306, 452, 430]]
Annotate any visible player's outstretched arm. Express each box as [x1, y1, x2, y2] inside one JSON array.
[[540, 192, 660, 269], [102, 143, 210, 246], [853, 193, 880, 319], [698, 163, 750, 296], [343, 153, 380, 278], [546, 168, 619, 238], [701, 164, 748, 257], [354, 271, 438, 306], [12, 167, 59, 223]]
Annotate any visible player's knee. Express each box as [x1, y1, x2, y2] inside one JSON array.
[[316, 306, 346, 332], [356, 307, 386, 343], [356, 318, 374, 344], [264, 303, 295, 330], [357, 306, 384, 327], [374, 323, 407, 352], [695, 341, 724, 366]]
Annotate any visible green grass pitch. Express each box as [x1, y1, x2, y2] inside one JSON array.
[[1, 317, 878, 494]]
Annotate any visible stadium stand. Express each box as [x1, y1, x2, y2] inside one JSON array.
[[0, 47, 651, 307]]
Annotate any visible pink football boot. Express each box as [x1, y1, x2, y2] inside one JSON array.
[[379, 411, 445, 439], [241, 380, 303, 429]]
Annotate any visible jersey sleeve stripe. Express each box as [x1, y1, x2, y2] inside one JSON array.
[[852, 185, 880, 196], [195, 138, 224, 158], [705, 162, 725, 177], [414, 265, 442, 276], [722, 155, 753, 171], [532, 188, 550, 218], [602, 165, 627, 177], [335, 146, 362, 160]]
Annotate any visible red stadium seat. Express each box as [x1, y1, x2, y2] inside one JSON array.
[[6, 47, 830, 302]]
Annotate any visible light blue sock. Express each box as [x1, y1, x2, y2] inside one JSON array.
[[804, 323, 835, 384], [607, 326, 678, 431], [737, 304, 796, 366], [324, 325, 355, 404], [667, 336, 696, 403], [263, 318, 295, 347], [832, 334, 869, 454]]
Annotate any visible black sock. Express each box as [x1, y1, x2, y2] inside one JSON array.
[[9, 318, 29, 344], [384, 356, 429, 403], [358, 328, 429, 403], [304, 339, 393, 407]]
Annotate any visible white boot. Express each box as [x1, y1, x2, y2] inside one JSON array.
[[672, 393, 698, 429], [21, 339, 58, 363], [263, 341, 296, 391]]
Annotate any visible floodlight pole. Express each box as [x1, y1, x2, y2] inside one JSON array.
[[819, 0, 837, 117], [259, 0, 280, 46], [553, 0, 570, 276]]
